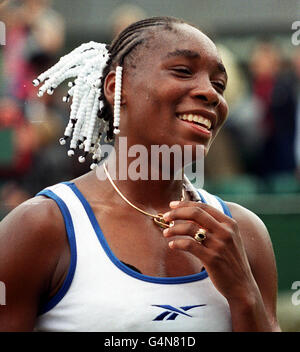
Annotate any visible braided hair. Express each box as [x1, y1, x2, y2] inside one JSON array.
[[33, 16, 185, 169]]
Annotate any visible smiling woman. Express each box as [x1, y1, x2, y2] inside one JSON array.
[[0, 16, 280, 332]]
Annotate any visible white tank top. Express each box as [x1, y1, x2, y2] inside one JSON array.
[[34, 182, 232, 332]]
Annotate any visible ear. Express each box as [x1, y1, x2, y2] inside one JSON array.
[[104, 70, 126, 106]]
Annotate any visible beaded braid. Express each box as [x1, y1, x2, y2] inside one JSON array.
[[32, 16, 184, 168], [33, 42, 112, 165]]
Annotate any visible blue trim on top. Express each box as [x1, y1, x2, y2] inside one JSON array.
[[196, 190, 207, 204], [197, 190, 232, 219], [36, 188, 77, 315], [214, 196, 232, 218], [64, 181, 208, 284]]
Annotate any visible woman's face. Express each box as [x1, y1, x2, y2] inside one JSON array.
[[119, 23, 229, 156]]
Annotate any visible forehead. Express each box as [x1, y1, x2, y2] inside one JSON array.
[[141, 23, 221, 65]]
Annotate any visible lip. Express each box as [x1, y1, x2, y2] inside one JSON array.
[[176, 109, 217, 130], [178, 118, 212, 137]]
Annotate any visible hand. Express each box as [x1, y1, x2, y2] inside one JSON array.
[[162, 201, 258, 302]]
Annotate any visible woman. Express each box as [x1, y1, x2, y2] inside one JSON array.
[[0, 17, 280, 331]]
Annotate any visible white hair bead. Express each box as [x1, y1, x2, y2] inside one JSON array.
[[33, 41, 115, 167], [32, 79, 40, 86], [67, 149, 75, 157], [113, 66, 123, 134], [78, 155, 86, 163], [59, 137, 66, 145]]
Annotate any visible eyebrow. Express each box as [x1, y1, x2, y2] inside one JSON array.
[[164, 49, 228, 81], [164, 49, 200, 59]]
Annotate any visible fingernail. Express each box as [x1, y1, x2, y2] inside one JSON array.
[[169, 241, 174, 248], [170, 201, 180, 207], [163, 228, 169, 236], [163, 211, 171, 220]]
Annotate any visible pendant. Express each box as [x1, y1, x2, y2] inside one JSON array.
[[153, 214, 174, 229]]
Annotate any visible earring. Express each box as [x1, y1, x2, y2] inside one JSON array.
[[113, 66, 123, 135]]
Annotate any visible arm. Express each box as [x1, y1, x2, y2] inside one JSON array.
[[162, 200, 281, 332], [0, 197, 68, 331]]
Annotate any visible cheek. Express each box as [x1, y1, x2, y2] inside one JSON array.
[[134, 84, 182, 121], [205, 98, 228, 150]]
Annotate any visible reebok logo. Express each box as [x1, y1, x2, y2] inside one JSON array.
[[152, 304, 206, 321]]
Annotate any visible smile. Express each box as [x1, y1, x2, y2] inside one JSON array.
[[177, 114, 212, 131]]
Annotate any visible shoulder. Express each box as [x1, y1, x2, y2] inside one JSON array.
[[226, 201, 271, 245], [225, 201, 274, 261], [196, 189, 271, 249], [0, 194, 68, 283], [0, 195, 68, 280], [225, 201, 280, 330], [197, 189, 274, 264], [0, 195, 68, 330], [0, 195, 66, 245], [225, 201, 278, 295]]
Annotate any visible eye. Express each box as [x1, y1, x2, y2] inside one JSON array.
[[171, 66, 192, 77], [212, 81, 226, 93]]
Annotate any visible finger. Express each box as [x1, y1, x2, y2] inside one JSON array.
[[163, 205, 222, 232], [168, 237, 213, 259], [164, 222, 212, 249], [163, 221, 200, 239], [169, 200, 230, 223]]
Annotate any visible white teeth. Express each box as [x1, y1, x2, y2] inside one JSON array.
[[177, 114, 212, 129]]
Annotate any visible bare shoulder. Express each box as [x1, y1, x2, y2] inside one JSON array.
[[226, 201, 276, 268], [0, 195, 66, 250], [226, 201, 273, 253], [226, 201, 280, 330], [0, 196, 68, 331]]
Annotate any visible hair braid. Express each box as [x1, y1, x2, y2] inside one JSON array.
[[99, 17, 184, 135], [33, 16, 184, 168]]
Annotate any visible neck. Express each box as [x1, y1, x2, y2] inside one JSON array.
[[96, 154, 187, 212]]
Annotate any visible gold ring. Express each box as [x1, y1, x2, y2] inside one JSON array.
[[194, 228, 207, 243]]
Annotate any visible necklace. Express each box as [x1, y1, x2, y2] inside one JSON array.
[[103, 162, 185, 229]]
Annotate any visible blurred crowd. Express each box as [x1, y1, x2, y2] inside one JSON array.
[[0, 0, 74, 218], [206, 39, 300, 195], [1, 1, 300, 217]]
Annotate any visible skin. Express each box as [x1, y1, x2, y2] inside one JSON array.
[[0, 23, 280, 331]]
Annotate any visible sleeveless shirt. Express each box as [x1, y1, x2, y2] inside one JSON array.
[[34, 182, 232, 332]]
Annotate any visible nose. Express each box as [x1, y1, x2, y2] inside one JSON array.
[[190, 78, 220, 108]]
